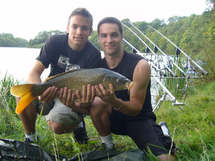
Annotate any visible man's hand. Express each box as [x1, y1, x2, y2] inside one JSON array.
[[39, 86, 58, 103], [57, 84, 95, 114], [75, 84, 95, 108], [58, 87, 75, 107], [95, 83, 116, 103]]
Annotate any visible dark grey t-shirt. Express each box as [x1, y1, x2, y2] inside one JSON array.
[[37, 34, 101, 76]]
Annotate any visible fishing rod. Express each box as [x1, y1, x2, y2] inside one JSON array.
[[123, 38, 184, 107], [153, 76, 184, 107], [148, 25, 208, 75], [153, 93, 166, 111], [123, 38, 167, 75], [122, 23, 177, 77], [125, 21, 187, 77], [123, 39, 140, 53]]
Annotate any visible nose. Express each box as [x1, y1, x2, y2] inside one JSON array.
[[76, 27, 82, 34], [106, 35, 112, 43]]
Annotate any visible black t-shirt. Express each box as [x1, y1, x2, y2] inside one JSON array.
[[37, 34, 101, 76], [99, 51, 155, 119]]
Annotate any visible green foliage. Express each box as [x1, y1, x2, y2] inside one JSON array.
[[0, 33, 28, 47], [29, 30, 65, 48], [156, 80, 215, 161], [0, 30, 65, 48], [0, 75, 22, 137], [0, 74, 17, 111], [150, 18, 165, 29], [89, 31, 100, 50]]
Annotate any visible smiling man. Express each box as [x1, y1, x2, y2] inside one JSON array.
[[90, 17, 176, 160], [18, 8, 101, 144]]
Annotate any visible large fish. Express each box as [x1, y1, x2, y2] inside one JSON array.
[[11, 68, 132, 114]]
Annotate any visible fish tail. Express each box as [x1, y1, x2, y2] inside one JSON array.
[[16, 92, 36, 114], [10, 84, 34, 97], [128, 81, 134, 91], [10, 84, 36, 114]]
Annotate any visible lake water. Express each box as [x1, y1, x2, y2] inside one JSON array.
[[0, 47, 49, 82]]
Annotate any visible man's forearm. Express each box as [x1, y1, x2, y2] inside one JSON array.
[[109, 98, 142, 116]]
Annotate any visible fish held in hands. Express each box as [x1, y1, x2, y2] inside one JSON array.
[[10, 68, 132, 114]]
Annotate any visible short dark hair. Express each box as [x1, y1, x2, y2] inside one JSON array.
[[68, 8, 93, 28], [97, 17, 123, 35]]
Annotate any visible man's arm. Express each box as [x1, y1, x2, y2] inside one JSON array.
[[126, 59, 151, 115], [95, 59, 151, 116], [27, 60, 45, 84], [27, 60, 58, 103]]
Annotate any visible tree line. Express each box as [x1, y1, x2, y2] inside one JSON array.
[[0, 30, 64, 48]]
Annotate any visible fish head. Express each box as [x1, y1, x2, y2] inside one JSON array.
[[103, 70, 131, 91]]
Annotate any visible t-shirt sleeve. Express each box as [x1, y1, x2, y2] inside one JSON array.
[[85, 43, 102, 68], [88, 50, 102, 68], [36, 36, 57, 68]]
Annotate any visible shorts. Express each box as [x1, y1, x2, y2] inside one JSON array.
[[35, 98, 82, 127], [110, 110, 176, 156]]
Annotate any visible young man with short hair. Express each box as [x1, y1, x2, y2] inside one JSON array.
[[90, 17, 176, 160], [18, 8, 101, 144]]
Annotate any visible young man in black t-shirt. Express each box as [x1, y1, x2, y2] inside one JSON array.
[[18, 8, 101, 144]]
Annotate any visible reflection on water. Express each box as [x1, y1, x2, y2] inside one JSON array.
[[0, 47, 49, 82]]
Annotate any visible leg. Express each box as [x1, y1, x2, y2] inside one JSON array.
[[157, 154, 176, 161], [45, 98, 82, 134], [90, 97, 112, 136], [73, 117, 89, 144], [46, 98, 88, 144], [17, 98, 38, 135], [126, 119, 175, 161], [47, 120, 78, 134], [90, 97, 114, 149]]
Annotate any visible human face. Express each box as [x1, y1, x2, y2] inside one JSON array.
[[98, 23, 123, 57], [67, 15, 92, 51]]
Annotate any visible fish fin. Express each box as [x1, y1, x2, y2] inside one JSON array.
[[10, 84, 34, 97], [128, 81, 134, 91], [16, 92, 36, 114], [43, 68, 82, 82]]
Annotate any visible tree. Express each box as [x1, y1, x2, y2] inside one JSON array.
[[151, 19, 165, 29], [29, 30, 64, 48], [0, 33, 28, 47]]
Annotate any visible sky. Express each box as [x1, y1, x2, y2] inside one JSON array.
[[0, 0, 208, 40]]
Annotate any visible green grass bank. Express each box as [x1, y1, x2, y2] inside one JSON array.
[[0, 75, 214, 160]]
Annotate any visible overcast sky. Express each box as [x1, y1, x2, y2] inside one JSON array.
[[0, 0, 208, 40]]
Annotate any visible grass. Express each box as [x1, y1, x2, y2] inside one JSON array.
[[156, 79, 215, 161], [0, 74, 214, 160]]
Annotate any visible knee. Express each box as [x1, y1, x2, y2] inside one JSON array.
[[90, 97, 107, 118], [47, 121, 65, 134], [157, 154, 176, 161]]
